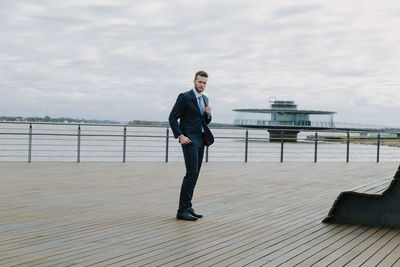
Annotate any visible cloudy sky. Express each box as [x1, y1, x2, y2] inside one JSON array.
[[1, 0, 400, 126]]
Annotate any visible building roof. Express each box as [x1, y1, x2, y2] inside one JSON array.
[[233, 109, 336, 114]]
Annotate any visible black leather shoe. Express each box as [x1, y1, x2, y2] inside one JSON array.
[[177, 211, 198, 221], [189, 208, 203, 218]]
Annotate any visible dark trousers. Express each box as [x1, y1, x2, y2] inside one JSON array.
[[178, 142, 205, 213]]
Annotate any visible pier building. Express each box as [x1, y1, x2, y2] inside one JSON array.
[[233, 100, 336, 141]]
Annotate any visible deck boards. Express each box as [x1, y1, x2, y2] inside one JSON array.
[[1, 162, 400, 266]]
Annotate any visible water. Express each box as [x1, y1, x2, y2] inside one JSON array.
[[0, 123, 400, 162]]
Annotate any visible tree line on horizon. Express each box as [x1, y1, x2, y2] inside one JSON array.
[[0, 116, 120, 124], [0, 116, 232, 127]]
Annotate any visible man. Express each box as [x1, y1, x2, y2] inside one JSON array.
[[169, 70, 212, 221]]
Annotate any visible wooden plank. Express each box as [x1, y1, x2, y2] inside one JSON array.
[[77, 194, 329, 266], [188, 216, 330, 266], [142, 214, 327, 266], [376, 241, 400, 266], [0, 162, 398, 266], [311, 227, 383, 266], [99, 177, 340, 266], [345, 228, 400, 266], [363, 231, 400, 266], [308, 228, 391, 266], [236, 224, 344, 266], [184, 217, 335, 266], [268, 224, 361, 266], [351, 177, 392, 193], [14, 189, 317, 265], [281, 225, 367, 266]]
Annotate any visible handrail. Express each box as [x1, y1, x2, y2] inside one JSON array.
[[0, 122, 399, 163], [1, 120, 399, 133]]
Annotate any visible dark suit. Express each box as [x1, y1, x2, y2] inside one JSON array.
[[169, 89, 211, 213]]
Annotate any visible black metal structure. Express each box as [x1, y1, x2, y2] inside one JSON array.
[[323, 165, 400, 227]]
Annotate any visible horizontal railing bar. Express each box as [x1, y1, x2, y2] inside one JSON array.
[[0, 151, 29, 152], [0, 132, 397, 142], [31, 155, 121, 158], [3, 120, 400, 134], [72, 144, 120, 147], [18, 128, 77, 132], [0, 132, 169, 138], [0, 137, 30, 140], [30, 149, 119, 152], [0, 121, 242, 130], [0, 144, 28, 146], [28, 156, 76, 158], [1, 145, 388, 149], [80, 140, 124, 142], [6, 144, 75, 147], [1, 122, 399, 163]]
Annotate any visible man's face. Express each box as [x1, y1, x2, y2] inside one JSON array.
[[194, 76, 207, 93]]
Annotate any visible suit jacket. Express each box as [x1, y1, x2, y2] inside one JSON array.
[[169, 90, 212, 146]]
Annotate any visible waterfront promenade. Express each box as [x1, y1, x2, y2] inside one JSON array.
[[1, 162, 400, 266]]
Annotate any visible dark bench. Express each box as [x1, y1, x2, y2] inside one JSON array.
[[323, 165, 400, 227]]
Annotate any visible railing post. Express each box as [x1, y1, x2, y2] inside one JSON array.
[[77, 125, 81, 163], [245, 129, 248, 162], [346, 131, 350, 163], [123, 126, 127, 163], [314, 132, 318, 163], [280, 130, 284, 163], [377, 133, 380, 163], [28, 123, 32, 163], [165, 128, 169, 163], [205, 145, 209, 162]]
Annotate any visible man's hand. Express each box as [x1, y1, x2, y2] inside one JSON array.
[[205, 105, 212, 116], [179, 135, 192, 145]]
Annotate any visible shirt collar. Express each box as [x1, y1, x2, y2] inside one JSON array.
[[192, 88, 202, 98]]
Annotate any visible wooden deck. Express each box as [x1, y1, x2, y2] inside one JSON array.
[[1, 162, 400, 266]]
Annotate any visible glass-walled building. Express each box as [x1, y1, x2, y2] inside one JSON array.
[[233, 101, 335, 128], [233, 101, 336, 141]]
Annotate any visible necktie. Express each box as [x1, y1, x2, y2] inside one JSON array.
[[198, 96, 205, 116], [198, 96, 205, 133]]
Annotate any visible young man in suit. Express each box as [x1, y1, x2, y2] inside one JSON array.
[[169, 71, 212, 221]]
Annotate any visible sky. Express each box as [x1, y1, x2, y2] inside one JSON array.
[[1, 0, 400, 126]]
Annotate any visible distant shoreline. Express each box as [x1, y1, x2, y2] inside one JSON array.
[[307, 135, 400, 147], [0, 116, 120, 124], [0, 116, 233, 128]]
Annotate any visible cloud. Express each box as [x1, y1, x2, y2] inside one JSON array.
[[274, 4, 324, 17], [1, 0, 400, 126]]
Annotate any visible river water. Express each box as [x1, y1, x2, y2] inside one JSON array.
[[0, 123, 399, 162]]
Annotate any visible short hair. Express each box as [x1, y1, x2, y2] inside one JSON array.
[[195, 70, 208, 80]]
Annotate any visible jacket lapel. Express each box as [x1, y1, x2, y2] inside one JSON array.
[[190, 90, 201, 115], [202, 94, 208, 106]]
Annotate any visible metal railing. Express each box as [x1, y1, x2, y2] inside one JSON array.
[[1, 122, 400, 162]]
